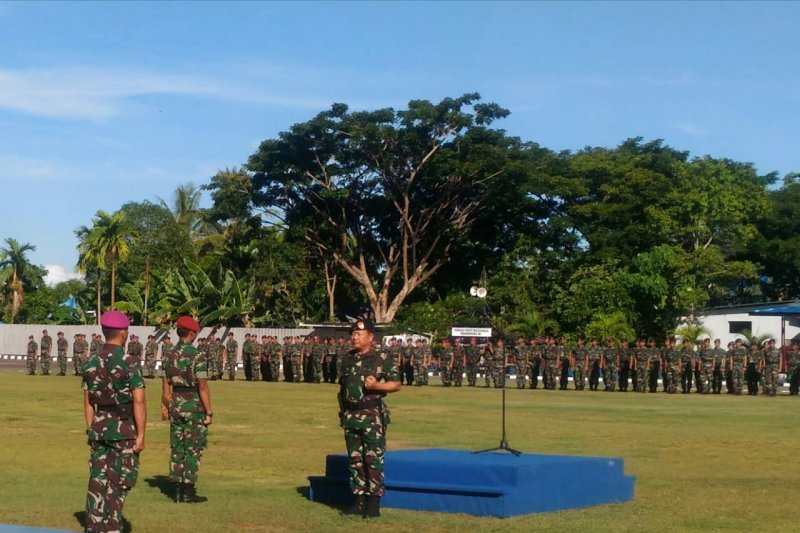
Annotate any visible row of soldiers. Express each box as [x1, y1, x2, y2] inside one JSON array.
[[390, 335, 800, 397]]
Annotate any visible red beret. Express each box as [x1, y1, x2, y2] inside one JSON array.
[[176, 316, 201, 332], [100, 311, 130, 329]]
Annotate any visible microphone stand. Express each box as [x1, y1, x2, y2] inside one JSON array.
[[473, 382, 521, 456]]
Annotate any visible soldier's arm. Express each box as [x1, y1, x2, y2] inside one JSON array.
[[132, 387, 146, 453], [83, 391, 94, 430], [198, 379, 213, 426]]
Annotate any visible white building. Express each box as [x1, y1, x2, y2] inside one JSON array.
[[688, 301, 800, 346]]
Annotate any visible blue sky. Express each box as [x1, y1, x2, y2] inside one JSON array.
[[1, 1, 798, 284]]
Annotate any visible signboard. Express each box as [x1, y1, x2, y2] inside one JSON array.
[[451, 327, 492, 338]]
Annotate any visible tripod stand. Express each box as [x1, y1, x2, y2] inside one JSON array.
[[473, 385, 521, 456]]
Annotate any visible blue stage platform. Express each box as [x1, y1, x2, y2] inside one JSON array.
[[308, 448, 635, 518]]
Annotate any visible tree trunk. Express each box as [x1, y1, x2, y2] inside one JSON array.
[[111, 263, 116, 309], [96, 271, 101, 324]]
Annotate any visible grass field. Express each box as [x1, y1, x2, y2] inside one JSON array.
[[0, 371, 798, 532]]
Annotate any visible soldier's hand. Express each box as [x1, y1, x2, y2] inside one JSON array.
[[133, 436, 145, 454], [203, 415, 213, 426], [364, 375, 378, 389]]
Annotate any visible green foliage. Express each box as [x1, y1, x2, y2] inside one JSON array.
[[0, 238, 45, 323], [673, 322, 712, 344], [585, 311, 636, 342]]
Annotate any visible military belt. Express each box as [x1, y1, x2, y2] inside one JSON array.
[[342, 398, 383, 411], [94, 403, 133, 419], [172, 386, 196, 392]]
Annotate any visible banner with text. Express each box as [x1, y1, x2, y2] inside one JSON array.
[[451, 327, 492, 338]]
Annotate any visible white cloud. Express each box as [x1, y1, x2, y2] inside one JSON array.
[[676, 121, 711, 137], [44, 264, 82, 287]]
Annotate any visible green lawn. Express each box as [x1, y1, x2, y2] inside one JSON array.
[[0, 371, 797, 532]]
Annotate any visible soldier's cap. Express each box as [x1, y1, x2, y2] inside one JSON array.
[[228, 332, 234, 337], [175, 316, 200, 332], [100, 310, 130, 329], [28, 335, 33, 340], [350, 319, 375, 333]]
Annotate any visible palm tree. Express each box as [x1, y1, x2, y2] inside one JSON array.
[[738, 329, 774, 349], [585, 311, 636, 342], [76, 210, 137, 314], [673, 322, 712, 344], [0, 238, 43, 323], [508, 309, 560, 338]]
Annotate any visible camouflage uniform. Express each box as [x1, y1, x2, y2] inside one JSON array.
[[761, 346, 781, 396], [242, 338, 257, 381], [587, 344, 602, 391], [513, 343, 528, 389], [215, 341, 225, 380], [662, 345, 680, 394], [338, 347, 397, 497], [40, 333, 52, 375], [490, 345, 506, 388], [543, 344, 559, 390], [335, 340, 348, 383], [711, 346, 726, 394], [163, 341, 210, 486], [311, 340, 326, 384], [91, 337, 103, 362], [698, 346, 714, 394], [729, 346, 747, 395], [439, 345, 453, 386], [225, 337, 238, 380], [82, 343, 144, 533], [634, 346, 649, 393], [413, 342, 427, 386], [26, 339, 38, 375], [787, 348, 800, 395], [289, 342, 302, 382], [451, 343, 465, 387], [602, 345, 618, 392], [127, 339, 143, 367], [144, 340, 158, 378], [73, 336, 86, 376], [573, 344, 588, 391], [465, 342, 481, 387], [57, 336, 69, 375]]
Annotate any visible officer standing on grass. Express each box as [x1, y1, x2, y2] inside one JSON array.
[[26, 335, 38, 375], [81, 311, 146, 533], [339, 319, 400, 518], [161, 316, 213, 503]]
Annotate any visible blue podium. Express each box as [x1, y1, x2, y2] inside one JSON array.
[[309, 448, 635, 518]]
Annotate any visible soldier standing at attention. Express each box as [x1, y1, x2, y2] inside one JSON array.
[[513, 336, 528, 390], [602, 338, 618, 392], [90, 334, 102, 362], [573, 338, 588, 391], [438, 338, 453, 387], [760, 339, 780, 397], [26, 335, 38, 375], [710, 339, 726, 394], [225, 333, 238, 381], [697, 338, 713, 394], [335, 336, 348, 383], [586, 339, 602, 391], [402, 338, 415, 386], [558, 338, 571, 390], [452, 338, 466, 387], [40, 329, 52, 375], [339, 319, 400, 519], [632, 339, 648, 393], [143, 336, 158, 379], [56, 331, 68, 376], [661, 338, 678, 394], [161, 336, 174, 361], [412, 339, 425, 386], [491, 338, 507, 389], [311, 335, 326, 384], [745, 341, 761, 395], [162, 316, 212, 503], [73, 334, 83, 376], [214, 338, 225, 381], [242, 333, 255, 381], [82, 311, 145, 532], [270, 336, 282, 382], [543, 336, 559, 391], [281, 336, 293, 382], [259, 335, 270, 381], [464, 337, 481, 387], [127, 335, 143, 367], [679, 339, 694, 394], [646, 339, 660, 393]]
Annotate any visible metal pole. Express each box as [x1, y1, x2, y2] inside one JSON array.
[[143, 256, 150, 326]]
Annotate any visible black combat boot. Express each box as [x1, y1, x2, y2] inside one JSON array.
[[181, 483, 208, 503], [173, 483, 183, 503], [341, 494, 366, 516], [363, 495, 381, 518]]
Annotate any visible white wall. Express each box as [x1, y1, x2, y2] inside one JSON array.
[[686, 312, 800, 346]]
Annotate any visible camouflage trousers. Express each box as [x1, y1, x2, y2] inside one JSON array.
[[40, 353, 51, 374], [543, 361, 558, 390], [413, 361, 427, 386], [574, 364, 586, 390], [247, 355, 260, 381], [603, 365, 617, 392], [226, 355, 237, 380], [343, 408, 387, 496], [484, 362, 493, 387], [465, 361, 478, 386], [440, 362, 452, 386], [730, 366, 744, 395], [698, 365, 713, 394], [290, 358, 302, 382], [26, 355, 36, 374], [761, 365, 779, 396], [169, 411, 208, 484], [270, 359, 281, 382], [86, 439, 139, 533], [144, 356, 157, 378], [311, 355, 323, 383], [634, 367, 647, 392], [663, 365, 680, 393], [515, 362, 527, 389], [490, 362, 505, 388], [452, 364, 464, 387], [57, 353, 67, 375], [74, 354, 86, 375], [215, 355, 225, 379]]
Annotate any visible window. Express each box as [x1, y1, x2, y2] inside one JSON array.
[[729, 321, 751, 334]]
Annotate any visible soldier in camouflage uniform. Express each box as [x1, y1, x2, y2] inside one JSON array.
[[573, 338, 588, 391], [559, 338, 571, 390], [162, 316, 213, 503], [73, 334, 84, 376], [710, 339, 726, 394], [335, 336, 348, 383], [602, 338, 618, 392], [464, 337, 481, 387], [647, 338, 660, 393], [339, 319, 400, 519], [513, 336, 529, 389], [452, 338, 466, 387], [40, 329, 52, 375], [268, 336, 281, 382], [82, 311, 145, 533], [290, 337, 303, 383], [632, 339, 648, 393], [90, 334, 103, 364], [26, 335, 38, 375], [760, 339, 780, 397], [126, 335, 143, 369], [214, 338, 225, 380], [412, 339, 425, 386], [729, 339, 747, 395], [746, 342, 761, 396], [587, 339, 602, 391], [697, 339, 713, 394], [225, 333, 238, 381], [528, 338, 542, 389], [324, 337, 336, 383], [311, 335, 326, 383], [786, 344, 800, 395], [491, 338, 507, 388], [142, 336, 157, 379], [543, 337, 560, 391], [661, 338, 679, 394], [438, 339, 453, 387], [679, 339, 694, 394], [242, 333, 256, 381], [56, 331, 68, 376], [401, 339, 415, 386]]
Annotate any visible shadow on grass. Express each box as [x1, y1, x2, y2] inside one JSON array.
[[144, 475, 176, 501], [295, 486, 350, 513], [73, 510, 133, 532]]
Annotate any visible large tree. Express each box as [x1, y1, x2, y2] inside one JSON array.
[[0, 238, 44, 323], [240, 93, 527, 322]]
